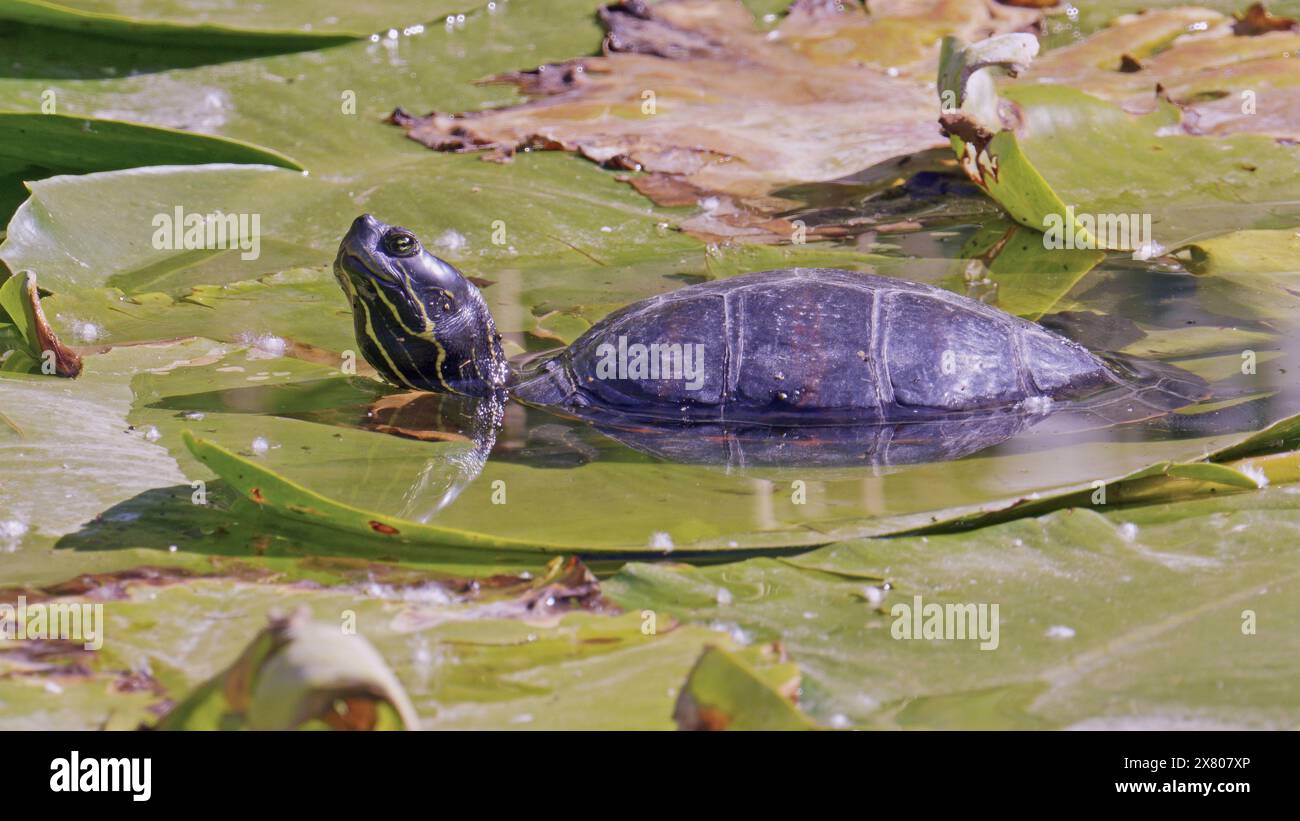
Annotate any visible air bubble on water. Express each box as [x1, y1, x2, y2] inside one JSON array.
[[649, 531, 674, 551], [1117, 522, 1139, 542], [251, 437, 270, 455], [1131, 240, 1166, 261], [709, 621, 752, 645], [600, 226, 613, 233], [362, 581, 453, 604], [862, 585, 884, 607], [143, 425, 161, 442], [413, 641, 433, 669], [183, 411, 206, 421], [61, 317, 104, 343], [1021, 395, 1053, 415], [716, 587, 733, 606], [1239, 463, 1269, 488], [240, 332, 287, 359], [0, 519, 28, 550], [434, 229, 468, 253], [1045, 625, 1076, 639], [369, 34, 380, 42]]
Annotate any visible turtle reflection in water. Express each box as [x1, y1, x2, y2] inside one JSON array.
[[334, 214, 1209, 480]]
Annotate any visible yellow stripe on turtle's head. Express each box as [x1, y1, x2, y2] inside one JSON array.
[[334, 214, 507, 396]]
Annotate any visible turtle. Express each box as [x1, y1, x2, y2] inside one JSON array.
[[333, 215, 1210, 467]]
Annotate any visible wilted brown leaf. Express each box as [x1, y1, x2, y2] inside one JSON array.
[[390, 0, 1044, 242]]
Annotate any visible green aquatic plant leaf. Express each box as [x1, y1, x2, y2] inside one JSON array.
[[0, 112, 302, 174], [909, 421, 1300, 535], [0, 0, 454, 44], [0, 156, 700, 297], [157, 609, 418, 730], [955, 219, 1104, 320], [1027, 6, 1300, 142], [0, 556, 762, 730], [673, 644, 816, 730], [181, 429, 592, 553], [608, 487, 1300, 729], [938, 31, 1300, 252]]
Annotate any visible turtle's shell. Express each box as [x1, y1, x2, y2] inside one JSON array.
[[512, 269, 1195, 425]]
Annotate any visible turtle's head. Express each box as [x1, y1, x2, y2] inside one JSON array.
[[334, 214, 506, 395]]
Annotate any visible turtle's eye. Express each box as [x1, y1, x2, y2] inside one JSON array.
[[383, 230, 420, 258]]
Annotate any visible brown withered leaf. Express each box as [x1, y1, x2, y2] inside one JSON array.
[[0, 271, 82, 377], [1233, 2, 1299, 36], [390, 0, 1044, 242], [391, 555, 619, 630]]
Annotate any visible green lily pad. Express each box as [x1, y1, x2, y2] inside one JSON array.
[[673, 644, 816, 730], [0, 0, 456, 43], [0, 111, 301, 174], [1, 556, 762, 730], [939, 33, 1300, 252], [608, 487, 1300, 728]]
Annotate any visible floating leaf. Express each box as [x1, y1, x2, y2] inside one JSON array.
[[0, 0, 423, 44], [610, 489, 1300, 728], [1025, 7, 1300, 141], [0, 112, 302, 175], [181, 430, 596, 553], [156, 608, 417, 730], [939, 32, 1300, 251], [674, 644, 816, 730], [390, 0, 1046, 240]]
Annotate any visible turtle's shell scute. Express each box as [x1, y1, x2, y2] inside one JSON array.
[[541, 268, 1117, 424]]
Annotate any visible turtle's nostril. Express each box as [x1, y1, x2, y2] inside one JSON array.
[[347, 214, 386, 244]]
